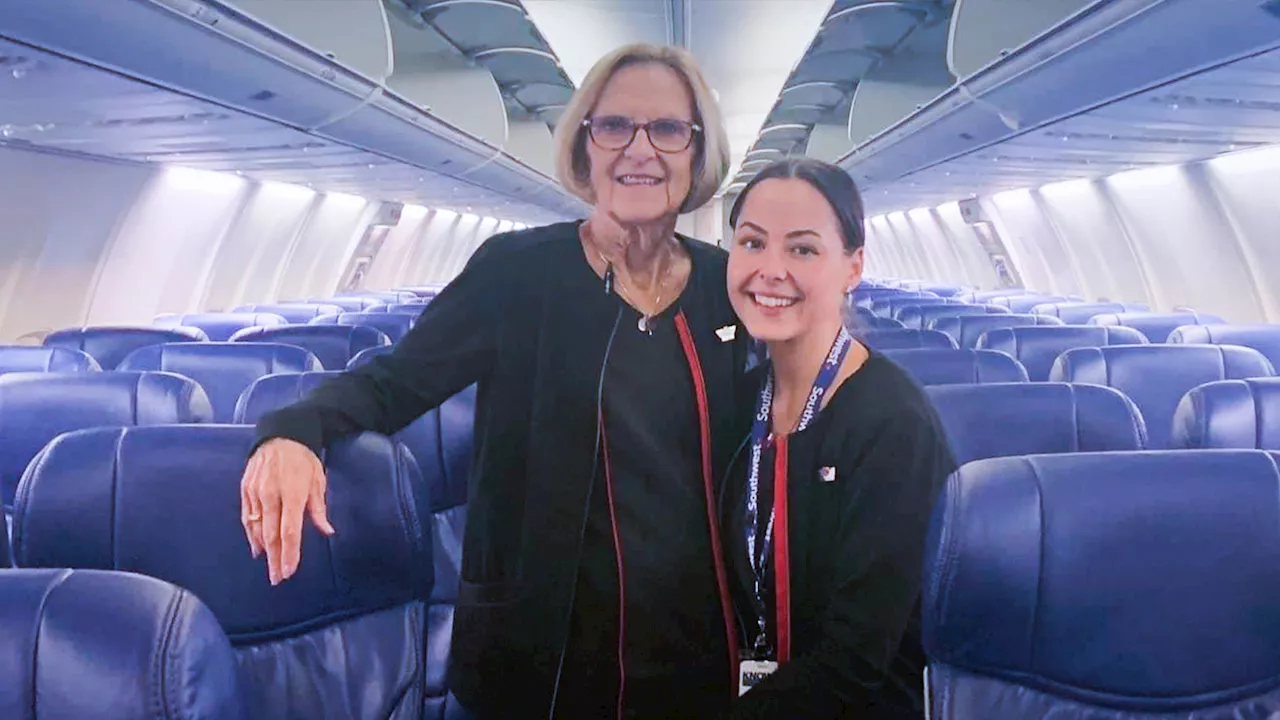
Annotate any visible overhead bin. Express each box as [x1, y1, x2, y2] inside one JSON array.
[[847, 18, 953, 149], [946, 0, 1094, 78], [0, 0, 584, 217], [839, 0, 1280, 191]]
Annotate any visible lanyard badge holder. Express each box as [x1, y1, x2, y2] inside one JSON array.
[[738, 326, 853, 697]]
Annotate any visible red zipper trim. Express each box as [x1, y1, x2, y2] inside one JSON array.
[[600, 415, 627, 720], [773, 437, 792, 664], [674, 311, 741, 696]]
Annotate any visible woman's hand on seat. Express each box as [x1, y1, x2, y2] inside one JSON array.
[[240, 438, 336, 585]]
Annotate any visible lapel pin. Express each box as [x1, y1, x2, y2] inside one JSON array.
[[716, 325, 737, 342], [819, 466, 836, 483]]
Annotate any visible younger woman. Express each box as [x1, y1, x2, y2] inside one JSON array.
[[723, 158, 956, 718]]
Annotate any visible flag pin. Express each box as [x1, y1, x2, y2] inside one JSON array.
[[819, 466, 836, 483], [716, 325, 737, 342]]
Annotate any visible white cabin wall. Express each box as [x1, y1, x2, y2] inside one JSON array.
[[873, 144, 1280, 321], [0, 145, 521, 342]]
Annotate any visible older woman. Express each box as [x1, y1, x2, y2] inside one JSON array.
[[239, 44, 751, 719]]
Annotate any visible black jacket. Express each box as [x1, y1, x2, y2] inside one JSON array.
[[723, 352, 956, 719], [254, 221, 754, 718]]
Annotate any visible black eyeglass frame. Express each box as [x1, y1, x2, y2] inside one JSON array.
[[581, 116, 703, 153]]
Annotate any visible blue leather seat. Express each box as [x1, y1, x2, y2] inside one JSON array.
[[925, 383, 1146, 465], [881, 348, 1029, 386], [1169, 324, 1280, 369], [302, 297, 376, 312], [0, 568, 245, 720], [348, 344, 395, 369], [1173, 378, 1280, 450], [117, 342, 322, 422], [1031, 301, 1149, 324], [884, 298, 957, 320], [312, 312, 416, 344], [1051, 345, 1275, 448], [923, 450, 1280, 718], [993, 294, 1081, 313], [231, 303, 345, 323], [43, 326, 207, 369], [0, 346, 100, 375], [13, 425, 433, 720], [382, 303, 433, 316], [976, 325, 1149, 381], [337, 291, 420, 306], [1089, 311, 1226, 343], [154, 312, 289, 341], [857, 329, 957, 351], [0, 371, 212, 508], [897, 304, 1008, 330], [229, 324, 391, 370], [931, 313, 1065, 348]]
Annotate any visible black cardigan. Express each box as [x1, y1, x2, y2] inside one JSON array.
[[724, 352, 956, 719], [254, 220, 754, 718]]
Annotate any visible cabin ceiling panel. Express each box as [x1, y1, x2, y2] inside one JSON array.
[[865, 42, 1280, 214], [0, 36, 564, 223], [730, 0, 952, 190]]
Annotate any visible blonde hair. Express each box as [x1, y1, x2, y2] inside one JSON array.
[[552, 43, 730, 213]]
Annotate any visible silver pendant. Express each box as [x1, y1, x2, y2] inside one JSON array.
[[638, 315, 653, 334]]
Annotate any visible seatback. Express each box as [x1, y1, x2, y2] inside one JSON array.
[[302, 297, 375, 312], [976, 325, 1149, 381], [1032, 301, 1148, 324], [857, 329, 957, 351], [0, 371, 212, 507], [231, 303, 345, 323], [1089, 311, 1226, 343], [154, 312, 288, 341], [371, 303, 432, 316], [229, 324, 391, 370], [336, 291, 419, 305], [898, 304, 1007, 330], [0, 346, 100, 375], [1173, 378, 1280, 450], [312, 311, 416, 343], [1050, 345, 1275, 448], [118, 342, 322, 422], [348, 344, 395, 368], [931, 313, 1065, 348], [13, 426, 433, 720], [43, 325, 208, 369], [1169, 324, 1280, 369], [886, 298, 957, 320], [925, 383, 1146, 465], [881, 349, 1029, 386], [0, 568, 245, 720], [923, 450, 1280, 719]]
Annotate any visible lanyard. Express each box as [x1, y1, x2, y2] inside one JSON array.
[[744, 325, 853, 660]]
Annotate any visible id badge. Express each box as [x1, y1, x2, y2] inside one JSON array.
[[738, 659, 779, 697]]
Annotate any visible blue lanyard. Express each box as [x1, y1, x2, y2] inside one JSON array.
[[744, 325, 854, 655]]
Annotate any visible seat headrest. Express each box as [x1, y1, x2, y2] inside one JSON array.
[[925, 382, 1146, 464], [1030, 302, 1147, 324], [924, 450, 1280, 712], [881, 348, 1028, 385], [1170, 324, 1280, 369], [335, 291, 419, 305], [311, 312, 415, 343], [996, 295, 1080, 313], [384, 303, 431, 316], [234, 371, 339, 424], [118, 342, 322, 422], [0, 346, 101, 374], [43, 325, 208, 369], [1050, 345, 1275, 448], [302, 297, 372, 312], [230, 303, 346, 323], [931, 313, 1064, 348], [1173, 377, 1280, 450], [897, 304, 1004, 330], [1089, 311, 1226, 343], [856, 328, 956, 351], [14, 426, 432, 642], [0, 371, 213, 506], [154, 313, 288, 341], [976, 325, 1149, 381], [883, 298, 956, 320], [0, 568, 244, 720], [229, 324, 391, 370]]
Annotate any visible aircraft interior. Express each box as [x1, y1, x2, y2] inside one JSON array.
[[2, 0, 1280, 718]]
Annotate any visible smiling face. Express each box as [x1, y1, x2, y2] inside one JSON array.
[[585, 62, 696, 225], [727, 177, 864, 344]]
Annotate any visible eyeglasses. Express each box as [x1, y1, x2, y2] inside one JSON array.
[[582, 115, 701, 153]]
